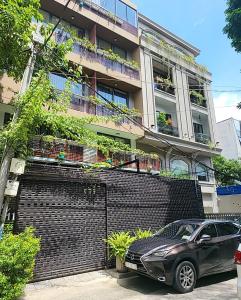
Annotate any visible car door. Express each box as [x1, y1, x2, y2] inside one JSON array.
[[196, 223, 222, 277], [216, 222, 241, 270]]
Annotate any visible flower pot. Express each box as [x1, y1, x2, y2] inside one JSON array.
[[116, 256, 128, 273]]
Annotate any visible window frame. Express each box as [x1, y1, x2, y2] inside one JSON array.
[[97, 83, 129, 107], [216, 222, 240, 237]]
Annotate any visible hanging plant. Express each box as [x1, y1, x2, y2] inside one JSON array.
[[190, 90, 205, 106], [157, 112, 167, 125]]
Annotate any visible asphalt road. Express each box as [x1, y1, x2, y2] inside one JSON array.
[[21, 270, 238, 300]]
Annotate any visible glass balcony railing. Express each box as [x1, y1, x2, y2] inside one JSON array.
[[82, 0, 138, 36], [71, 94, 142, 125], [194, 132, 210, 144], [72, 44, 140, 80], [157, 124, 179, 137]]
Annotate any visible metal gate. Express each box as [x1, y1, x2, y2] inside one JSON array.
[[15, 178, 107, 281]]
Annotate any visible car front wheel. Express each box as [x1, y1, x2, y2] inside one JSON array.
[[174, 261, 196, 293]]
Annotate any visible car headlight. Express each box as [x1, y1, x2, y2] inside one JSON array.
[[152, 249, 170, 257]]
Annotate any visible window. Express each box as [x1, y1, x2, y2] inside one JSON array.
[[127, 5, 137, 27], [198, 224, 217, 239], [50, 73, 85, 96], [170, 159, 189, 176], [194, 123, 203, 134], [217, 223, 240, 236], [113, 45, 127, 59], [97, 84, 129, 107], [116, 0, 127, 21], [94, 0, 115, 13], [156, 222, 199, 241], [97, 38, 127, 59], [196, 164, 209, 182], [97, 38, 111, 51]]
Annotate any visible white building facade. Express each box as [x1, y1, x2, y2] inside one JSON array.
[[138, 14, 222, 213], [216, 118, 241, 160]]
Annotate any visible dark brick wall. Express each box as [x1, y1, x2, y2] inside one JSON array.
[[15, 163, 204, 281]]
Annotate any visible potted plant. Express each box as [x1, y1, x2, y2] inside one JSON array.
[[190, 90, 205, 106], [105, 231, 136, 273]]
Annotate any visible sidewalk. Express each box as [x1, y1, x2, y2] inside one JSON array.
[[21, 270, 238, 300]]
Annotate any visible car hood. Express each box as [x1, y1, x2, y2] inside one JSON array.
[[128, 235, 187, 255]]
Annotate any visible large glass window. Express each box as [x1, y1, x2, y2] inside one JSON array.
[[97, 84, 128, 107], [196, 164, 209, 182], [216, 223, 240, 236], [127, 5, 137, 27], [98, 38, 127, 59], [116, 0, 127, 21], [50, 73, 84, 96], [170, 159, 189, 176]]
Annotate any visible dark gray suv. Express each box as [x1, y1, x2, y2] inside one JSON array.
[[125, 219, 241, 293]]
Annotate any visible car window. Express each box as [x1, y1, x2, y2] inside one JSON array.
[[217, 223, 240, 236], [198, 224, 217, 239], [156, 223, 199, 241]]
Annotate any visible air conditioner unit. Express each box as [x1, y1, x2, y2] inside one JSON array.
[[4, 180, 20, 197]]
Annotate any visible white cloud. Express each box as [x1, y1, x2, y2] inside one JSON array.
[[214, 92, 241, 122]]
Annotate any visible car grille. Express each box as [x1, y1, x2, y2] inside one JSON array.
[[125, 250, 147, 273]]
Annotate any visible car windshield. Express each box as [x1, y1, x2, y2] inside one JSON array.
[[155, 222, 199, 241]]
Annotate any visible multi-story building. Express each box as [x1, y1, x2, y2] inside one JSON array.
[[216, 118, 241, 160], [137, 14, 221, 212], [0, 0, 221, 211]]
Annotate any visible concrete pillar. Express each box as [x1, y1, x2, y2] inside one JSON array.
[[174, 67, 193, 141], [140, 48, 155, 129], [205, 82, 217, 144]]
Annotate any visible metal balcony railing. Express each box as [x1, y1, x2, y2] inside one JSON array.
[[157, 124, 179, 137], [194, 132, 210, 144], [30, 137, 160, 172]]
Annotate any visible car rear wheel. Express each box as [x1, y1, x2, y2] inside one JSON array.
[[174, 261, 196, 293]]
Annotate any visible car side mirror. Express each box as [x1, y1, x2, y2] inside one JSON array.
[[198, 234, 211, 244]]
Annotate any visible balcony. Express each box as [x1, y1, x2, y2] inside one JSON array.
[[194, 133, 210, 145], [70, 94, 142, 125], [154, 82, 175, 96], [29, 137, 160, 172], [190, 92, 207, 108], [157, 124, 179, 137], [82, 0, 138, 36]]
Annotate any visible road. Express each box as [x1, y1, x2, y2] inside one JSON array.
[[21, 270, 238, 300]]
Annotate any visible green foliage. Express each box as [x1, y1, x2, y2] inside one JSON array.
[[157, 38, 208, 73], [105, 232, 136, 262], [223, 0, 241, 109], [157, 112, 167, 125], [134, 229, 153, 239], [213, 155, 241, 186], [3, 223, 13, 235], [0, 0, 42, 81], [0, 227, 40, 300], [160, 170, 191, 180], [224, 0, 241, 53], [190, 90, 206, 106]]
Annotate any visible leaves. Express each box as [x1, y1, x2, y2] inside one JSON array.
[[213, 155, 241, 186], [0, 0, 42, 81], [0, 227, 40, 300]]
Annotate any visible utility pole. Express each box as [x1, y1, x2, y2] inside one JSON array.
[[0, 44, 37, 233]]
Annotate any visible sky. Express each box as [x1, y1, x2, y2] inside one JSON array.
[[134, 0, 241, 122]]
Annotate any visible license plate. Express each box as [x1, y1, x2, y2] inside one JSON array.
[[125, 262, 137, 270]]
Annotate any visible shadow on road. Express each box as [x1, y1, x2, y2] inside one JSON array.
[[117, 271, 237, 296]]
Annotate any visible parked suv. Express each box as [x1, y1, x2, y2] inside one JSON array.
[[125, 219, 241, 293]]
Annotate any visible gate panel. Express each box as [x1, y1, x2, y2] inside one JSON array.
[[15, 179, 107, 281]]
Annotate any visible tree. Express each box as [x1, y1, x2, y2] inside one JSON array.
[[213, 155, 241, 186], [0, 0, 42, 81], [223, 0, 241, 109]]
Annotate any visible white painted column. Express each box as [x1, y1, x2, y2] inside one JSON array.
[[205, 82, 217, 144], [140, 48, 155, 129]]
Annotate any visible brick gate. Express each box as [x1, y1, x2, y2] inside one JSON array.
[[14, 163, 204, 281]]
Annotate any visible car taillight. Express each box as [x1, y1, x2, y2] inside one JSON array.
[[234, 250, 241, 264]]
